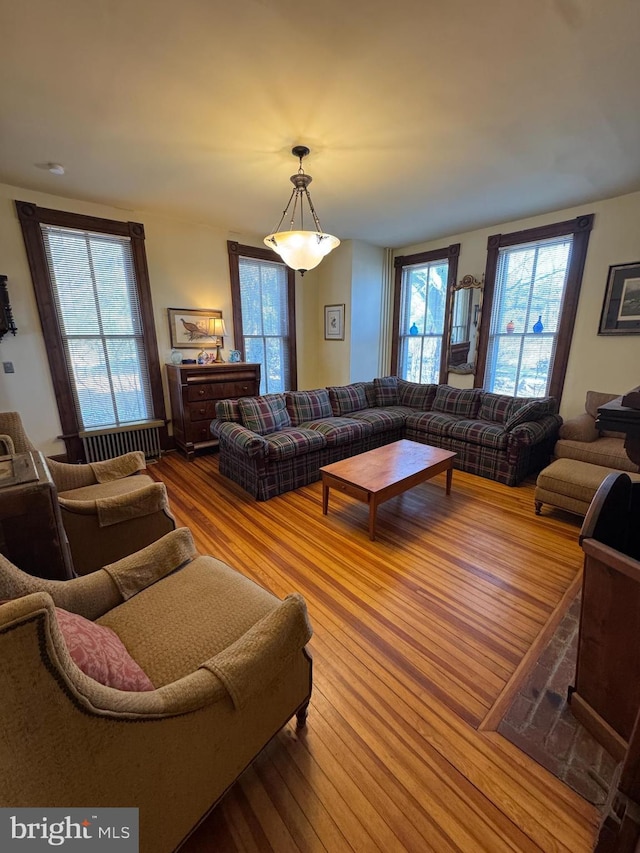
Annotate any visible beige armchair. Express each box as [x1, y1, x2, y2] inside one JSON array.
[[0, 412, 176, 575], [0, 528, 313, 853]]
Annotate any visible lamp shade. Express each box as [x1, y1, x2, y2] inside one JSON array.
[[211, 318, 227, 338], [264, 231, 340, 274]]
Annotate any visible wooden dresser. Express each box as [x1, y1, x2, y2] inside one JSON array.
[[167, 362, 261, 459]]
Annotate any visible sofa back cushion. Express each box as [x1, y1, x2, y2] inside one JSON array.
[[374, 376, 399, 406], [478, 392, 516, 425], [215, 399, 242, 422], [286, 389, 333, 426], [238, 394, 291, 435], [585, 390, 625, 438], [327, 383, 368, 416], [503, 397, 558, 430], [398, 380, 437, 411], [432, 385, 482, 418], [362, 381, 377, 408]]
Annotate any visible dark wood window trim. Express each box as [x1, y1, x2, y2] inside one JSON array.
[[227, 241, 298, 391], [474, 214, 594, 401], [391, 244, 460, 382], [15, 200, 167, 462]]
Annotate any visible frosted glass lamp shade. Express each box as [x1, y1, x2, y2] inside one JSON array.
[[264, 230, 340, 274]]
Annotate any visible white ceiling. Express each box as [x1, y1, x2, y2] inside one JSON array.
[[1, 0, 640, 248]]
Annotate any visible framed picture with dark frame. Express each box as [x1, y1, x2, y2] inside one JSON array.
[[324, 304, 345, 340], [598, 262, 640, 335], [167, 308, 223, 348]]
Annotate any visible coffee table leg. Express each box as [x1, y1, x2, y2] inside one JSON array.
[[445, 465, 453, 495], [322, 481, 329, 515], [369, 495, 377, 541]]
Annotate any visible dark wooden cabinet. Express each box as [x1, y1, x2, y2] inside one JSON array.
[[166, 362, 261, 459], [0, 452, 75, 580]]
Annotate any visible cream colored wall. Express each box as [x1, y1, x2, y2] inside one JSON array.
[[397, 191, 640, 418], [350, 240, 385, 382], [0, 182, 266, 455], [313, 242, 353, 387]]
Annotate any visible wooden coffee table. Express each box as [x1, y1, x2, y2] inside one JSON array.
[[320, 439, 456, 540]]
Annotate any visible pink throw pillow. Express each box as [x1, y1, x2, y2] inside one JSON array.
[[0, 599, 154, 691]]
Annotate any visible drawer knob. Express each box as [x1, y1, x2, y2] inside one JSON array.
[[199, 408, 205, 415], [198, 389, 205, 396], [242, 385, 248, 391]]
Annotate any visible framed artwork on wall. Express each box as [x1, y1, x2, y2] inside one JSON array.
[[598, 262, 640, 335], [167, 308, 223, 348], [324, 304, 345, 340]]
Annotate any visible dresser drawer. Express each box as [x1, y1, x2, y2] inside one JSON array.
[[187, 422, 215, 444], [187, 401, 218, 422], [186, 380, 256, 402], [166, 363, 261, 459]]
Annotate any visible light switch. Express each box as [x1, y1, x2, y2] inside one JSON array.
[[3, 362, 14, 374]]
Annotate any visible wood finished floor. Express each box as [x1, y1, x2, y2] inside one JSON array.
[[149, 451, 599, 852]]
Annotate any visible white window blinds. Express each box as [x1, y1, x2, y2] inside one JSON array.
[[484, 236, 573, 397], [238, 256, 291, 394], [41, 224, 153, 429]]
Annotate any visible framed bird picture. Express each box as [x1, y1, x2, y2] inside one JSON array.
[[167, 308, 223, 349]]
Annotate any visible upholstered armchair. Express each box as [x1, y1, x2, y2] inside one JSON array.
[[0, 412, 175, 574], [0, 528, 313, 853]]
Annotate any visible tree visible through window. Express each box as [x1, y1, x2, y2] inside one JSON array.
[[228, 242, 297, 395], [16, 202, 166, 463], [42, 226, 153, 428], [392, 245, 459, 384], [477, 216, 593, 400]]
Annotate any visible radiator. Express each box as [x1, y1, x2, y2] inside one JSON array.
[[80, 421, 163, 462]]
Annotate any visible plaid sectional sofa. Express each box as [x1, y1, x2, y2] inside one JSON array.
[[210, 377, 562, 500]]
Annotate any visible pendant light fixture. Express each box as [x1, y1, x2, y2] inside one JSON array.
[[264, 145, 340, 275]]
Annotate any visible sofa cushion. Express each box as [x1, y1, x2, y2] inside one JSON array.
[[397, 380, 437, 411], [405, 411, 459, 438], [504, 398, 557, 431], [215, 399, 242, 422], [299, 417, 371, 446], [554, 436, 639, 473], [374, 376, 399, 406], [327, 384, 368, 416], [585, 390, 625, 438], [238, 394, 291, 435], [448, 420, 509, 451], [264, 427, 327, 461], [585, 390, 620, 420], [478, 393, 516, 425], [362, 381, 377, 408], [432, 386, 482, 418], [559, 412, 600, 442], [286, 389, 332, 426], [54, 606, 155, 691], [348, 407, 407, 434]]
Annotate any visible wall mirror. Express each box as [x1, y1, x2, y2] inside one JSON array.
[[448, 274, 483, 375]]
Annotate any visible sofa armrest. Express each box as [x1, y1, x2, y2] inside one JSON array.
[[59, 482, 169, 527], [558, 412, 599, 442], [0, 434, 15, 455], [102, 527, 197, 601], [212, 420, 268, 459], [200, 592, 312, 710], [508, 414, 562, 446]]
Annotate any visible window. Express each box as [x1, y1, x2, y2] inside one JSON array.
[[16, 202, 166, 462], [476, 216, 593, 400], [391, 244, 459, 383], [228, 241, 297, 394]]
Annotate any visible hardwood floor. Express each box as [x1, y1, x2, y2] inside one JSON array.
[[149, 451, 599, 852]]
